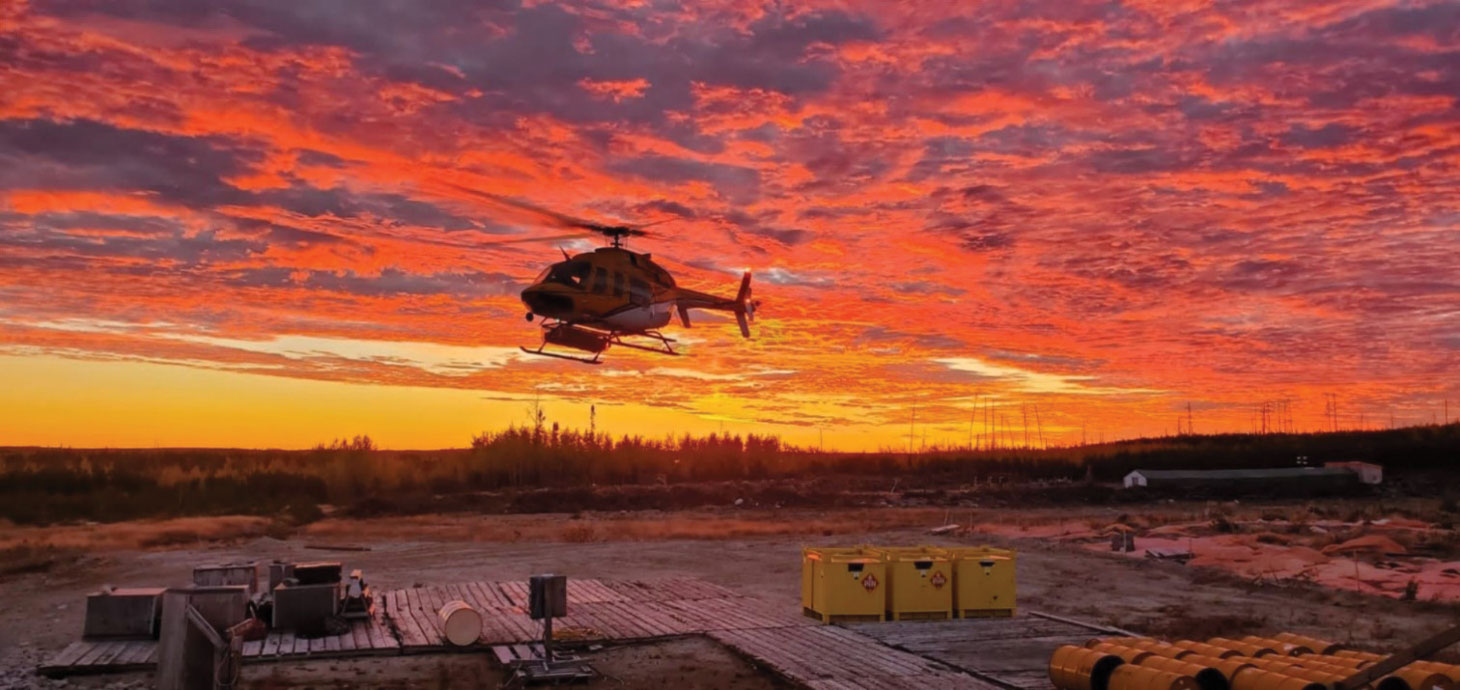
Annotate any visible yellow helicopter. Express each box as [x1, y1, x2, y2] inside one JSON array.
[[475, 193, 758, 364]]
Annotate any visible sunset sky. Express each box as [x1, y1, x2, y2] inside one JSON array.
[[2, 0, 1458, 450]]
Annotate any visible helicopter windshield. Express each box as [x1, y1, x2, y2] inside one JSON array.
[[540, 261, 591, 288]]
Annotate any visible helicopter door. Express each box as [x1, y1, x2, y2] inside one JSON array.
[[628, 278, 651, 306], [591, 267, 609, 294], [612, 271, 626, 298]]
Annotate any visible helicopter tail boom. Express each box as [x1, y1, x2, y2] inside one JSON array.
[[672, 271, 756, 338]]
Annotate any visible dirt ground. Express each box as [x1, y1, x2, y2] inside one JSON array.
[[2, 501, 1457, 689]]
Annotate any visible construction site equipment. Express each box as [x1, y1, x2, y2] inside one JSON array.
[[292, 562, 343, 585], [1108, 664, 1200, 690], [801, 546, 887, 623], [945, 546, 1016, 618], [155, 587, 249, 690], [271, 581, 339, 634], [193, 563, 259, 595], [871, 546, 953, 620], [267, 562, 294, 592], [512, 574, 594, 687], [1137, 655, 1231, 690], [439, 601, 481, 647], [1050, 644, 1125, 690], [340, 569, 371, 620], [84, 587, 164, 639]]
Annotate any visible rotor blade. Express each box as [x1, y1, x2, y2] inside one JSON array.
[[450, 184, 611, 231], [477, 232, 598, 246]]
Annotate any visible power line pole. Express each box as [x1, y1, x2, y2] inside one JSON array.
[[1022, 404, 1030, 449], [908, 404, 916, 454], [969, 394, 977, 450], [1034, 405, 1046, 448]]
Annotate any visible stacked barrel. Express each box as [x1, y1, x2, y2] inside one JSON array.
[[1050, 633, 1460, 690]]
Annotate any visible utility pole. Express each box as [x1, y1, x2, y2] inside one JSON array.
[[969, 395, 977, 450], [1034, 405, 1046, 448], [1022, 404, 1030, 449], [908, 404, 916, 454]]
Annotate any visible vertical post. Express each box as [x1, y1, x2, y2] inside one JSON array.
[[543, 615, 553, 666]]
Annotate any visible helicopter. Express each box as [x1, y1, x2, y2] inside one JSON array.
[[473, 193, 759, 364]]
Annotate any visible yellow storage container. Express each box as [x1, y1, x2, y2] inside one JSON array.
[[871, 546, 953, 620], [946, 546, 1016, 618], [801, 547, 887, 623]]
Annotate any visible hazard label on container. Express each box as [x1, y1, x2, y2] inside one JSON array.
[[861, 573, 879, 591], [930, 571, 947, 588]]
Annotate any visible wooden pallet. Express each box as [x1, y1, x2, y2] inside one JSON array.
[[709, 625, 999, 690]]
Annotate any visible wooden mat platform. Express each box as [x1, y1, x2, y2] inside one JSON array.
[[39, 580, 1104, 690], [39, 578, 808, 676], [846, 612, 1125, 690], [709, 626, 996, 690]]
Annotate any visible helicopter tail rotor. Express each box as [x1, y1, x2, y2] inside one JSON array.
[[733, 271, 753, 339]]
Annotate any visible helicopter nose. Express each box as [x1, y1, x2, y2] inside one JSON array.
[[521, 286, 573, 318]]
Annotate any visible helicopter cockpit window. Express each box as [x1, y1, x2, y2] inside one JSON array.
[[612, 271, 626, 297], [543, 261, 591, 288], [591, 267, 609, 294]]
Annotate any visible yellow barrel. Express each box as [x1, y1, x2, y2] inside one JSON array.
[[1242, 636, 1314, 657], [1108, 664, 1200, 690], [1288, 657, 1362, 676], [1051, 644, 1126, 690], [1337, 651, 1387, 663], [1210, 638, 1278, 658], [1090, 637, 1154, 649], [1093, 642, 1156, 664], [1382, 671, 1455, 690], [1183, 655, 1257, 682], [1302, 654, 1372, 670], [1230, 667, 1326, 690], [1176, 641, 1243, 659], [1127, 639, 1198, 660], [1275, 633, 1345, 655], [1409, 662, 1460, 684], [1138, 655, 1231, 690], [438, 600, 481, 647], [1239, 656, 1302, 676], [1240, 658, 1344, 685]]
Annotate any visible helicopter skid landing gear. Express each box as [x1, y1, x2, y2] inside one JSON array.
[[519, 323, 678, 364], [610, 330, 678, 356], [519, 345, 604, 364]]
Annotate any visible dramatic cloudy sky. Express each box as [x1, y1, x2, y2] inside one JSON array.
[[2, 0, 1458, 449]]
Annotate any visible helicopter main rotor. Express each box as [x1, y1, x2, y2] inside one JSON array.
[[455, 186, 662, 248]]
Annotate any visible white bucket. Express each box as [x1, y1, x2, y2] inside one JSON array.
[[438, 600, 481, 647]]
